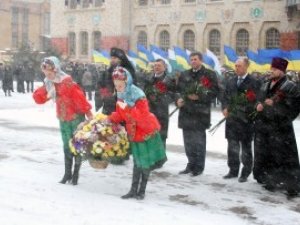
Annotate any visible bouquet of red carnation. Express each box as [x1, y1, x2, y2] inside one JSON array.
[[184, 76, 212, 96], [209, 89, 256, 135], [145, 80, 168, 102], [169, 76, 212, 117]]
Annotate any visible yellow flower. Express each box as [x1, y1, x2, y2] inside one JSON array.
[[83, 124, 91, 132], [113, 144, 120, 151], [103, 152, 109, 158], [107, 151, 115, 157], [95, 113, 107, 121]]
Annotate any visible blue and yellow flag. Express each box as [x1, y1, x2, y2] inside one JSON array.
[[93, 50, 110, 66], [127, 50, 149, 71], [137, 44, 154, 62], [224, 45, 238, 69], [174, 46, 190, 70]]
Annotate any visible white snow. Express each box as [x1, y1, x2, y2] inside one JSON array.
[[0, 84, 300, 225]]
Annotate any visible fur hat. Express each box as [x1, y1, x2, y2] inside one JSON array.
[[271, 57, 288, 73]]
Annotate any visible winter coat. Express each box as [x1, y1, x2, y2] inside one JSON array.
[[95, 66, 117, 114], [144, 73, 176, 139], [33, 76, 92, 121], [176, 66, 219, 130], [24, 67, 35, 81], [109, 98, 161, 142], [81, 71, 93, 87], [222, 74, 260, 141], [3, 68, 13, 91], [254, 76, 300, 182]]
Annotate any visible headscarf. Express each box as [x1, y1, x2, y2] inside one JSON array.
[[43, 56, 68, 100], [112, 66, 145, 107]]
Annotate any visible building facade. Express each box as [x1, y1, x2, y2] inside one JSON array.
[[50, 0, 300, 62], [0, 0, 50, 62]]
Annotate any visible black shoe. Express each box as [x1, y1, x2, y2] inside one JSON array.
[[72, 174, 79, 185], [121, 190, 137, 199], [136, 192, 145, 200], [179, 168, 192, 175], [238, 176, 247, 183], [263, 184, 276, 192], [59, 174, 72, 184], [223, 173, 238, 179], [191, 171, 203, 177]]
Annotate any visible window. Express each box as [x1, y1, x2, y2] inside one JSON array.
[[236, 29, 249, 56], [80, 31, 88, 55], [11, 7, 19, 48], [22, 8, 29, 46], [95, 0, 104, 7], [209, 29, 221, 56], [137, 31, 147, 47], [139, 0, 148, 5], [68, 32, 76, 56], [70, 0, 77, 9], [82, 0, 89, 8], [183, 30, 195, 51], [159, 30, 170, 52], [93, 31, 101, 50], [161, 0, 171, 4], [266, 28, 280, 49], [184, 0, 196, 2]]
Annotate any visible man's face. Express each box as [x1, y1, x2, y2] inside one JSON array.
[[270, 67, 284, 79], [110, 56, 121, 66], [153, 61, 166, 75], [235, 60, 248, 76], [190, 55, 202, 70]]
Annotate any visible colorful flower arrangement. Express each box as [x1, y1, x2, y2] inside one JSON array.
[[69, 113, 130, 166]]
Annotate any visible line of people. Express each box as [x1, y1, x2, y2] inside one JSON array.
[[32, 47, 300, 200]]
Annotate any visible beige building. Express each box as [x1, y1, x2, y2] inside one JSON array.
[[50, 0, 300, 62], [0, 0, 50, 62]]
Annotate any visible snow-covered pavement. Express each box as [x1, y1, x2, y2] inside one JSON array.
[[0, 91, 299, 225]]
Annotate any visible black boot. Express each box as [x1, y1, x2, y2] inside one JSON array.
[[136, 169, 150, 200], [59, 155, 73, 184], [121, 166, 141, 199], [72, 155, 82, 185]]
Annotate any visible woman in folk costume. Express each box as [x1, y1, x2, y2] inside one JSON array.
[[33, 56, 93, 185], [108, 66, 167, 200]]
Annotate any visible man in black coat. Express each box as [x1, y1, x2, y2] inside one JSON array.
[[254, 57, 300, 198], [176, 52, 219, 176], [222, 58, 260, 182], [94, 47, 136, 114], [144, 59, 176, 148]]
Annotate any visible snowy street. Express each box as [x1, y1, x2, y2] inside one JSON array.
[[0, 90, 300, 225]]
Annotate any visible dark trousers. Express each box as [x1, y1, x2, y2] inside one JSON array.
[[182, 128, 206, 173], [26, 80, 34, 93], [227, 139, 253, 178]]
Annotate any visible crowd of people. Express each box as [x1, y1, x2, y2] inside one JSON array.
[[2, 47, 300, 200]]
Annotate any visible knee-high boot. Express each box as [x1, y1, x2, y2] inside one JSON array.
[[136, 169, 150, 200], [59, 155, 73, 184], [121, 166, 141, 199], [72, 155, 82, 185]]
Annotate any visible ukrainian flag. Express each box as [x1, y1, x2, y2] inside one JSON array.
[[174, 46, 190, 70], [93, 50, 110, 66], [127, 50, 149, 71], [150, 45, 172, 73], [203, 54, 215, 71], [137, 44, 154, 62], [168, 49, 182, 72], [224, 45, 238, 69], [289, 50, 300, 71], [247, 50, 270, 73]]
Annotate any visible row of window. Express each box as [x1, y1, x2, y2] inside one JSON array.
[[138, 28, 280, 56], [65, 0, 104, 9], [138, 0, 249, 6], [11, 7, 29, 48], [68, 31, 101, 56]]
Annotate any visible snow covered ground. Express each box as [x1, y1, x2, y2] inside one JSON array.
[[0, 86, 300, 225]]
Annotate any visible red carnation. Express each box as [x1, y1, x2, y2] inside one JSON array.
[[100, 88, 112, 98], [245, 89, 256, 102], [200, 76, 212, 89], [273, 90, 285, 102], [155, 81, 167, 93]]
